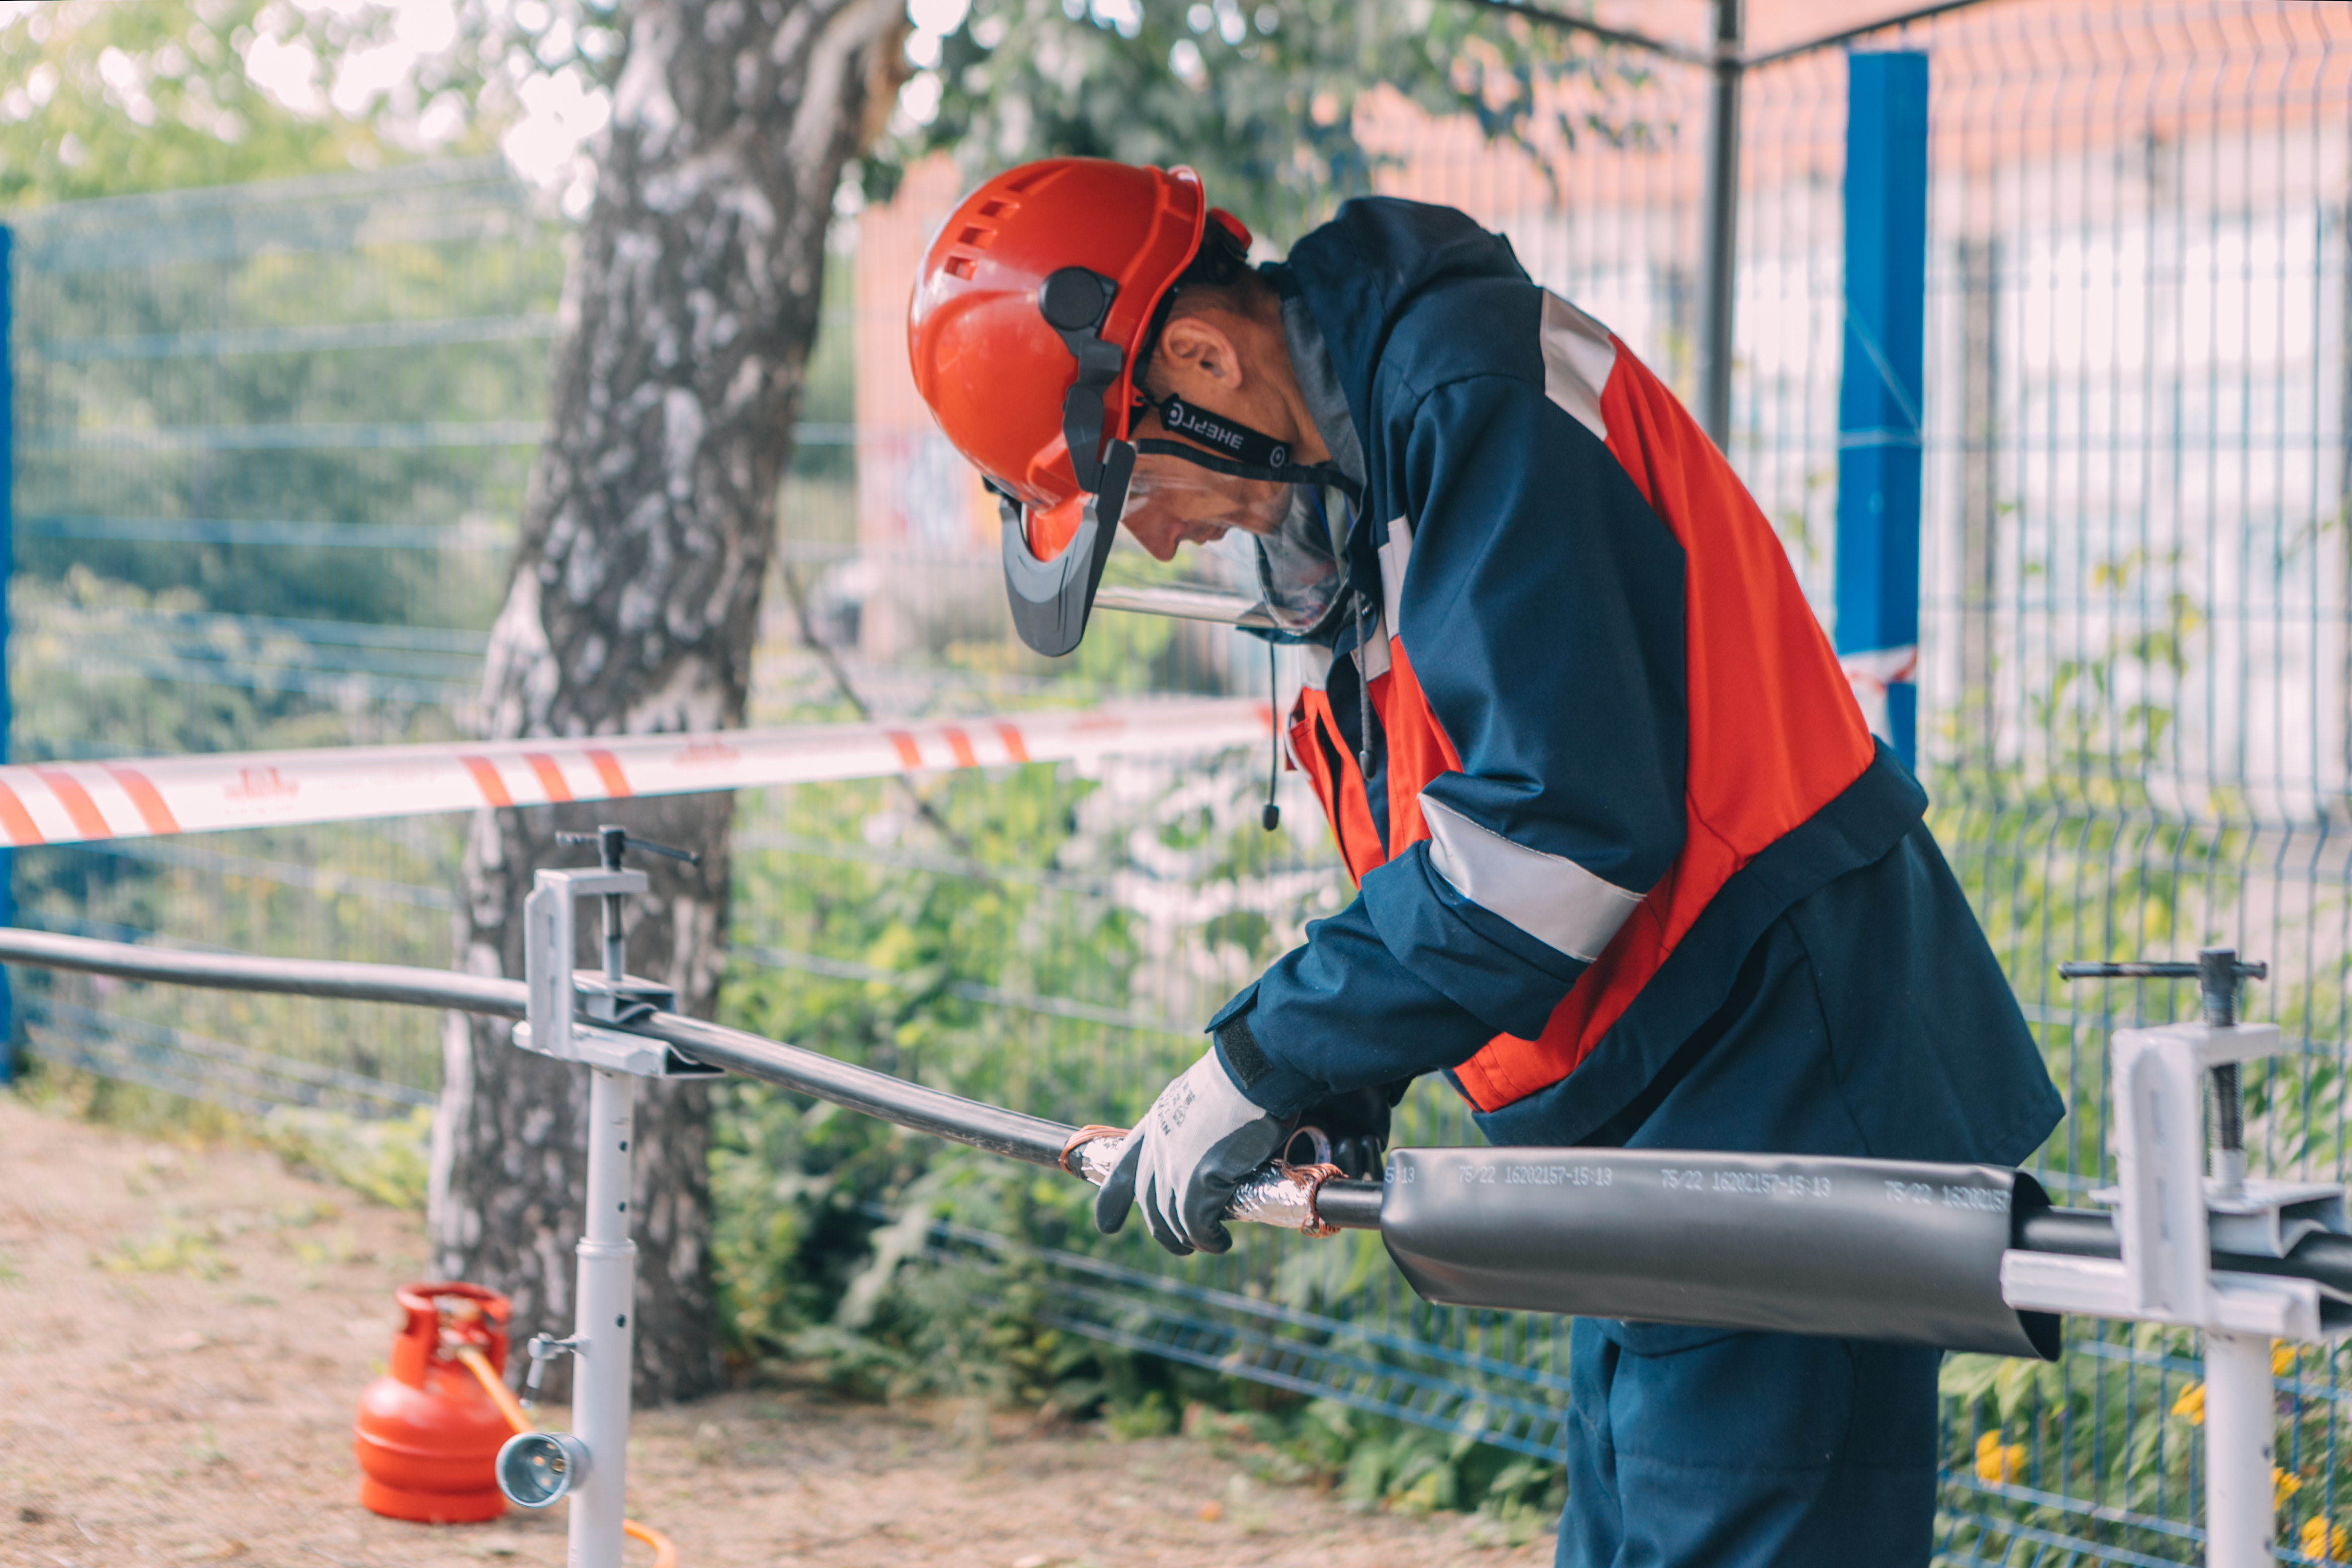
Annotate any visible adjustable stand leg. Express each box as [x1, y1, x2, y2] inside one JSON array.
[[568, 1067, 637, 1568], [2202, 1329, 2274, 1568]]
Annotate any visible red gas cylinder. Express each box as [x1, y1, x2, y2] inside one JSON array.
[[353, 1282, 517, 1523]]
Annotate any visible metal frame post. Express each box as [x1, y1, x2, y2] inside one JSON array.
[[569, 1066, 637, 1568], [1485, 0, 2005, 459], [2202, 1328, 2278, 1568], [1697, 0, 1743, 449], [1833, 51, 1929, 767]]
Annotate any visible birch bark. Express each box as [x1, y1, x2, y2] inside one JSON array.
[[431, 0, 906, 1405]]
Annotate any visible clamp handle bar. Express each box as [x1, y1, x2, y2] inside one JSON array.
[[2059, 958, 2267, 982], [2059, 961, 2202, 980], [555, 825, 702, 870], [2059, 947, 2265, 1028]]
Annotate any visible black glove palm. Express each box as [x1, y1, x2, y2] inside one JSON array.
[[1282, 1080, 1410, 1180]]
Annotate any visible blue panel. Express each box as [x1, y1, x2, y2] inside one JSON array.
[[1, 225, 14, 1077], [1835, 52, 1929, 767]]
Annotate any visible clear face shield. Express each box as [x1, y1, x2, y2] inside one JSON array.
[[997, 265, 1359, 654], [1108, 436, 1352, 638]]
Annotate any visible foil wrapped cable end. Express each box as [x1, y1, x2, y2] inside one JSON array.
[[1063, 1128, 1346, 1235]]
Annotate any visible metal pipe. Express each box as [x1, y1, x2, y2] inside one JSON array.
[[26, 929, 2352, 1278], [1738, 0, 2012, 70], [0, 927, 1383, 1228], [642, 1011, 1102, 1170], [31, 927, 2352, 1267], [1473, 0, 2011, 71], [1697, 0, 1743, 448], [2019, 1207, 2352, 1297], [0, 928, 530, 1016]]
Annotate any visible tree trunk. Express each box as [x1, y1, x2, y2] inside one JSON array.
[[430, 0, 907, 1406]]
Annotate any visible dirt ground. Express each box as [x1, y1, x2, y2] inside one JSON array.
[[0, 1095, 1550, 1568]]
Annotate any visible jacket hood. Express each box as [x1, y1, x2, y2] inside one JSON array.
[[1274, 198, 1532, 438]]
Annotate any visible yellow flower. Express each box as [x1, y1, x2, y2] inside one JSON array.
[[2300, 1515, 2352, 1562], [1974, 1430, 2027, 1485], [2173, 1382, 2206, 1424], [2275, 1341, 2299, 1379], [2276, 1467, 2305, 1509]]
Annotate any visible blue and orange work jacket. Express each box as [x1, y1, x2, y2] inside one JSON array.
[[1209, 199, 2060, 1161]]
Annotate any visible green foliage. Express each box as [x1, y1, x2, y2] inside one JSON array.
[[258, 1104, 434, 1211], [1937, 1333, 2352, 1560], [707, 744, 1528, 1518], [1182, 1397, 1562, 1536], [1, 0, 401, 208], [874, 0, 1658, 243], [0, 0, 630, 210]]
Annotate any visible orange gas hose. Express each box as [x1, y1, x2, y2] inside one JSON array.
[[457, 1345, 534, 1433], [623, 1519, 677, 1564], [456, 1346, 678, 1568]]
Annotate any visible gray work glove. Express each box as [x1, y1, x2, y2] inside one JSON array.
[[1094, 1047, 1285, 1256]]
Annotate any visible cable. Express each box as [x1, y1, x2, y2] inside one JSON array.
[[1262, 640, 1282, 832], [1351, 591, 1376, 782]]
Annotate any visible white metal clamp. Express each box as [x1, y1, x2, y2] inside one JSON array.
[[2000, 949, 2351, 1568]]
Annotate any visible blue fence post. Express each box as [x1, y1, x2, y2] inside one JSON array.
[[1834, 51, 1929, 769], [1, 223, 14, 1081]]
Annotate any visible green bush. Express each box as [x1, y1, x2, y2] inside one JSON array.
[[707, 752, 1558, 1521]]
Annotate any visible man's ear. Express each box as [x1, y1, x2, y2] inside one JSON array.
[[1155, 313, 1245, 393]]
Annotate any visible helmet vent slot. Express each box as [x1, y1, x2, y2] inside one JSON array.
[[956, 225, 996, 249], [943, 254, 977, 280]]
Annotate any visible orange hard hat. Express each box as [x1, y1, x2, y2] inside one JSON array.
[[908, 158, 1252, 654]]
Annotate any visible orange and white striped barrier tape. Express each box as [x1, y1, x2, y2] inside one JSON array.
[[0, 698, 1273, 848], [1839, 644, 1918, 746]]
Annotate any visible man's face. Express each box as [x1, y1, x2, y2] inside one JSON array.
[[1119, 407, 1291, 563]]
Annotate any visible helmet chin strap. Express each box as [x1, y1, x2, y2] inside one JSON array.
[[1133, 394, 1362, 506], [1138, 392, 1294, 472]]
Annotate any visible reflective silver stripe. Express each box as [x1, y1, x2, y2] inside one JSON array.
[[1419, 794, 1646, 962], [1539, 291, 1616, 442], [1377, 516, 1413, 634]]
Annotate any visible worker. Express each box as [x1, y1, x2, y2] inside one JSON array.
[[909, 158, 2063, 1567]]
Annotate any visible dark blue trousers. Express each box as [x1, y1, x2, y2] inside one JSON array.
[[1558, 1321, 1939, 1567], [1493, 823, 2064, 1567]]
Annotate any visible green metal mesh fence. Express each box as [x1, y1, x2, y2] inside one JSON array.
[[8, 5, 2352, 1558]]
